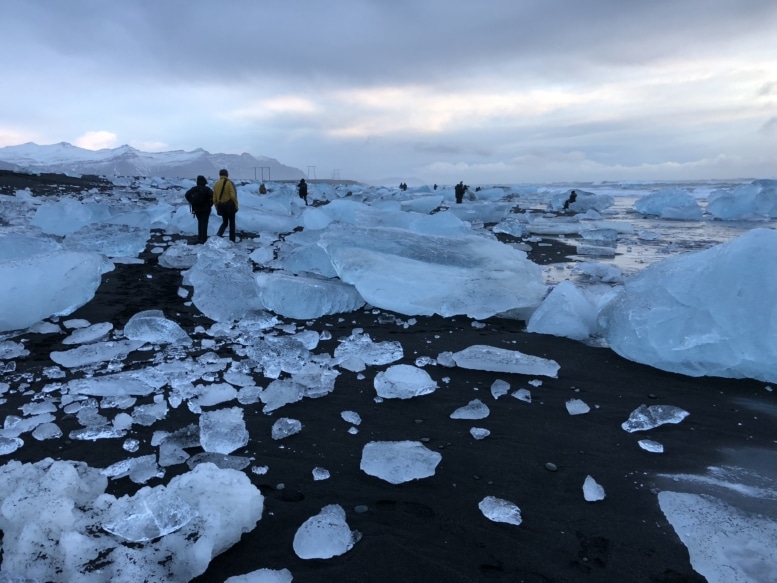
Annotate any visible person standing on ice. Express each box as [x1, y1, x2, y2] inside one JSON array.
[[455, 181, 465, 204], [297, 178, 309, 206], [214, 169, 238, 242], [184, 175, 213, 244], [563, 190, 577, 211]]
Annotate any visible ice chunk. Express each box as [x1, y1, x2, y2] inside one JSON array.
[[334, 331, 403, 366], [65, 372, 156, 397], [621, 404, 689, 432], [360, 440, 442, 484], [633, 188, 702, 220], [182, 241, 266, 322], [490, 379, 510, 399], [62, 322, 113, 345], [0, 341, 29, 360], [102, 486, 193, 541], [450, 399, 490, 419], [638, 439, 664, 453], [512, 388, 532, 403], [583, 475, 606, 502], [706, 179, 777, 220], [341, 410, 362, 425], [312, 467, 330, 481], [260, 378, 305, 413], [225, 568, 293, 583], [658, 491, 777, 583], [256, 271, 365, 319], [452, 345, 560, 377], [0, 436, 24, 455], [319, 223, 546, 320], [64, 223, 150, 258], [600, 228, 777, 383], [245, 335, 311, 379], [293, 504, 358, 559], [526, 280, 604, 341], [0, 250, 110, 333], [271, 418, 303, 440], [478, 496, 522, 525], [470, 427, 491, 440], [199, 408, 249, 454], [51, 339, 144, 369], [566, 398, 590, 415], [124, 310, 192, 346], [374, 364, 438, 399], [575, 261, 623, 283]]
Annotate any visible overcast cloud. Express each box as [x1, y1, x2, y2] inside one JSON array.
[[2, 0, 776, 183]]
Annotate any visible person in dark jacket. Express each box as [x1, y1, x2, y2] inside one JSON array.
[[213, 169, 239, 242], [297, 178, 308, 206], [185, 175, 214, 244], [455, 181, 465, 204]]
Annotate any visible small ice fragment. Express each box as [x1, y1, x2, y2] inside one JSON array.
[[470, 427, 491, 440], [272, 418, 303, 440], [312, 467, 330, 481], [478, 496, 522, 525], [638, 439, 664, 453], [293, 504, 359, 559], [583, 475, 606, 502], [341, 410, 362, 425], [566, 398, 590, 415], [622, 404, 689, 433], [450, 399, 490, 420], [490, 379, 510, 399], [512, 388, 531, 403]]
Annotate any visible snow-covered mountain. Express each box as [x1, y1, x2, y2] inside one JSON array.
[[0, 142, 306, 181]]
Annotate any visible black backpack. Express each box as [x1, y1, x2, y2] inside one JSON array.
[[187, 185, 213, 210]]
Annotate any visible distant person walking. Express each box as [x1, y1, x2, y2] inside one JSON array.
[[297, 178, 308, 206], [184, 175, 213, 244], [214, 169, 238, 242], [455, 181, 465, 204]]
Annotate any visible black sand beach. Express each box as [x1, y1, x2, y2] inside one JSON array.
[[2, 174, 775, 583]]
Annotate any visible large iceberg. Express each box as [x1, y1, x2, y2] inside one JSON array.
[[599, 228, 777, 382], [318, 223, 546, 319]]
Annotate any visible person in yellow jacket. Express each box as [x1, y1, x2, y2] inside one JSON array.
[[213, 168, 239, 242]]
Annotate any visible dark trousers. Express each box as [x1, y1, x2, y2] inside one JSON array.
[[217, 211, 236, 241], [195, 210, 210, 243]]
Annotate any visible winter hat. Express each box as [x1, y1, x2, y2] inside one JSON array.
[[219, 169, 229, 177], [196, 175, 207, 186]]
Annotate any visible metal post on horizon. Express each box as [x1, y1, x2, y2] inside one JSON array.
[[260, 167, 270, 182], [307, 166, 316, 181]]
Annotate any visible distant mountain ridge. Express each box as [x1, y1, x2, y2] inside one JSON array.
[[0, 142, 306, 181]]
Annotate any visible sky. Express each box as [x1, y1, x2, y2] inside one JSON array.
[[2, 0, 776, 185]]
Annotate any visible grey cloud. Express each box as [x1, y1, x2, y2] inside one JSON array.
[[6, 0, 777, 88]]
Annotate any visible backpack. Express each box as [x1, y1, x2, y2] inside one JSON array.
[[187, 185, 212, 210]]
